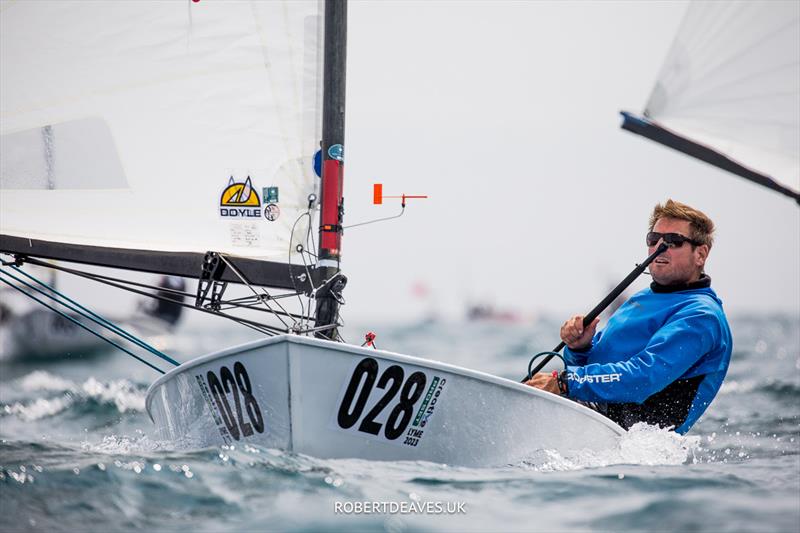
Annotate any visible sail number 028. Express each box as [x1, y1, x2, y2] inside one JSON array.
[[337, 357, 426, 440], [206, 362, 264, 441]]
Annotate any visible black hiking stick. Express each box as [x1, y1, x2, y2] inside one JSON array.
[[523, 243, 668, 381]]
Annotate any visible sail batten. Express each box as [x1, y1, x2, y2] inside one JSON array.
[[1, 0, 326, 287]]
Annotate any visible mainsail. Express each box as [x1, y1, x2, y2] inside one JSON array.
[[1, 0, 331, 288], [621, 0, 800, 203]]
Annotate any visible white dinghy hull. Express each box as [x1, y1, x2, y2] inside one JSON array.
[[146, 335, 624, 467]]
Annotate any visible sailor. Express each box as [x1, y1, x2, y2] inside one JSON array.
[[143, 276, 186, 326], [526, 199, 732, 434]]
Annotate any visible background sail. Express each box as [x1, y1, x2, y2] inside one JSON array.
[[623, 0, 800, 199], [1, 0, 323, 263]]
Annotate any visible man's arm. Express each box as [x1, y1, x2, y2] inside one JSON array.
[[564, 304, 723, 404]]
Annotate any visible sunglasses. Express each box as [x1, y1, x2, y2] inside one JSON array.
[[646, 231, 703, 248]]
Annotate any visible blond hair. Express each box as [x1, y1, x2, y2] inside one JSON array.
[[649, 199, 715, 248]]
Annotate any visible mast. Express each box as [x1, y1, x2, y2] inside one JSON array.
[[315, 0, 348, 340]]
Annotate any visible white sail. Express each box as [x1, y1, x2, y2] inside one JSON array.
[[0, 0, 323, 259], [639, 0, 799, 195]]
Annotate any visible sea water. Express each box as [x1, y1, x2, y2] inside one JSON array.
[[1, 314, 798, 532]]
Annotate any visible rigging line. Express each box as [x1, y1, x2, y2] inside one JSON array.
[[13, 257, 293, 335], [0, 274, 166, 375], [225, 316, 280, 337], [298, 241, 314, 326], [205, 309, 290, 335], [301, 212, 319, 329], [213, 300, 308, 321], [14, 254, 296, 324], [18, 259, 210, 319], [216, 291, 309, 320], [295, 321, 341, 335], [226, 292, 302, 303], [217, 254, 294, 330], [19, 257, 195, 301], [306, 208, 318, 261], [297, 249, 315, 327], [214, 299, 309, 319], [342, 205, 405, 229], [3, 266, 180, 367], [305, 206, 318, 258]]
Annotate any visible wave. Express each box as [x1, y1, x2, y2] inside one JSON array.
[[2, 371, 146, 421], [720, 378, 800, 398], [521, 423, 701, 471]]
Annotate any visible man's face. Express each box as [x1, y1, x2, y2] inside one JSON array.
[[648, 217, 708, 285]]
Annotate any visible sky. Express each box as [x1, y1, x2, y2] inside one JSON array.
[[336, 0, 800, 322], [2, 0, 798, 331]]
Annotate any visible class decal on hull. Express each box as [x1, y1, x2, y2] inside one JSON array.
[[219, 177, 280, 221], [196, 361, 265, 445], [333, 357, 447, 448]]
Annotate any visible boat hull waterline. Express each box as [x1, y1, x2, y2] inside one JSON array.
[[146, 335, 624, 467]]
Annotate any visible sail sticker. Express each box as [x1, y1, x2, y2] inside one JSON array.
[[198, 362, 265, 444], [264, 204, 280, 222], [229, 222, 260, 247], [219, 176, 261, 218], [313, 150, 322, 177], [195, 374, 234, 445], [331, 357, 447, 448], [412, 376, 446, 429], [327, 143, 344, 162], [263, 186, 279, 204]]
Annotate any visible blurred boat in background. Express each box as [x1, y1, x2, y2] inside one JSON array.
[[0, 276, 186, 360]]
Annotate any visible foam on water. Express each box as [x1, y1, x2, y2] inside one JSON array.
[[2, 371, 146, 421], [81, 433, 166, 455], [80, 377, 145, 412], [3, 395, 74, 421], [18, 370, 75, 392], [526, 423, 701, 471]]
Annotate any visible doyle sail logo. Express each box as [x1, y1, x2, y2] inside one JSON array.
[[220, 176, 261, 219]]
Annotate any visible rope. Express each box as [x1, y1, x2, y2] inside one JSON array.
[[342, 205, 405, 229], [1, 265, 181, 369], [7, 265, 180, 367], [525, 351, 566, 382], [0, 272, 166, 375], [17, 256, 295, 332], [217, 254, 294, 330]]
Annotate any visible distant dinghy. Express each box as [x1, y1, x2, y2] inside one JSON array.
[[0, 276, 186, 360]]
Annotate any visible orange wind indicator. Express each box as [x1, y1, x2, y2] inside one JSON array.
[[373, 183, 428, 206]]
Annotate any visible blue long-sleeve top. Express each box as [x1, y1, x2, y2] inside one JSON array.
[[563, 278, 732, 433]]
